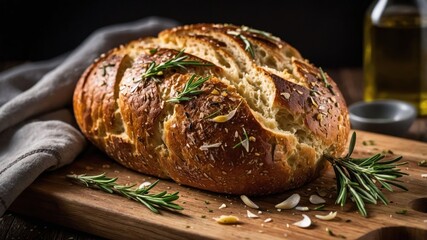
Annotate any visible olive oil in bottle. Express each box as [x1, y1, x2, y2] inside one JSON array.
[[364, 0, 427, 116]]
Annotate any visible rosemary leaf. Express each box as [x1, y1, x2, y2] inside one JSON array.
[[136, 49, 212, 83], [313, 204, 326, 211], [326, 132, 408, 217], [241, 25, 281, 42], [66, 173, 183, 214], [319, 68, 335, 95], [167, 75, 210, 103], [227, 30, 255, 58]]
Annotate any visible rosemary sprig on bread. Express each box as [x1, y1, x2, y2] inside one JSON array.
[[136, 49, 212, 82], [226, 30, 255, 58], [241, 25, 281, 42], [66, 173, 183, 214], [167, 74, 210, 103], [326, 132, 408, 217]]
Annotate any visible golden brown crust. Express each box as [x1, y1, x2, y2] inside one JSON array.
[[73, 23, 350, 195]]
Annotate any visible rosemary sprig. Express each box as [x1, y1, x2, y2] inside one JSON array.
[[241, 25, 281, 42], [167, 75, 210, 103], [319, 68, 335, 95], [325, 132, 408, 217], [227, 30, 255, 58], [136, 49, 212, 83], [66, 173, 183, 214], [312, 204, 326, 211]]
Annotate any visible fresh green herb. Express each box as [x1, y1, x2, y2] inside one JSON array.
[[313, 204, 326, 211], [149, 48, 158, 55], [240, 25, 280, 42], [167, 75, 210, 103], [319, 68, 335, 95], [326, 228, 347, 239], [418, 160, 427, 167], [325, 132, 408, 217], [227, 30, 255, 58], [395, 209, 407, 214], [233, 128, 250, 152], [136, 49, 212, 83], [66, 173, 183, 214]]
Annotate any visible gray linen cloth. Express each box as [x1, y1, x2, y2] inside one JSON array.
[[0, 17, 179, 216]]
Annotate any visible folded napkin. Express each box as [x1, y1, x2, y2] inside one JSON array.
[[0, 17, 179, 216]]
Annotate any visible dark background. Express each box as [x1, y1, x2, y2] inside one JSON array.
[[0, 0, 373, 69]]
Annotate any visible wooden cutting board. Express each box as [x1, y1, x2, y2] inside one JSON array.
[[9, 130, 427, 240]]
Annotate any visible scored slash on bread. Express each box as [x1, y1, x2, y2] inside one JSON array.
[[73, 23, 350, 195]]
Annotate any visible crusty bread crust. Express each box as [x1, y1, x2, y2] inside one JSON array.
[[73, 23, 350, 195]]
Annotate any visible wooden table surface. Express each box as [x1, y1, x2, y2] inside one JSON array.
[[1, 65, 426, 239]]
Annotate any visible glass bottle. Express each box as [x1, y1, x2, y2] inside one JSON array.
[[364, 0, 427, 116]]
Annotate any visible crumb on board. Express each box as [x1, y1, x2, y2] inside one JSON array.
[[213, 215, 239, 224]]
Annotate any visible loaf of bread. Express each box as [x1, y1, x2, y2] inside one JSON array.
[[73, 23, 350, 195]]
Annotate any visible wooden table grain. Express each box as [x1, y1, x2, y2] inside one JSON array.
[[1, 65, 426, 239]]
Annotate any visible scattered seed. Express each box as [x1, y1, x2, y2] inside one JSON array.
[[247, 210, 259, 218], [219, 203, 227, 209], [281, 92, 291, 100], [138, 182, 151, 189]]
